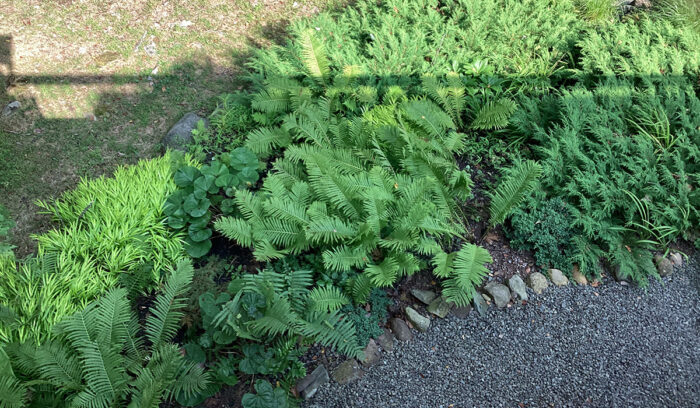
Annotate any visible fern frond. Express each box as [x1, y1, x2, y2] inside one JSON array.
[[145, 260, 194, 350], [441, 244, 493, 307], [35, 341, 83, 391], [215, 217, 254, 247], [300, 29, 331, 85], [0, 374, 27, 408], [470, 98, 517, 130], [307, 286, 350, 313], [300, 311, 363, 358], [488, 160, 542, 227], [322, 245, 369, 272]]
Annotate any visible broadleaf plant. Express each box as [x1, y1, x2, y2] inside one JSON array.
[[164, 147, 260, 258]]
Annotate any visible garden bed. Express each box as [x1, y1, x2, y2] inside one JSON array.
[[0, 0, 698, 407]]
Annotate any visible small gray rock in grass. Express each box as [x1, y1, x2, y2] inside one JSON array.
[[548, 268, 569, 286], [296, 365, 329, 399], [485, 282, 511, 308], [1, 101, 20, 117], [390, 318, 413, 341], [426, 296, 452, 318], [508, 275, 528, 300], [331, 359, 363, 384], [405, 307, 430, 332], [410, 289, 436, 305], [376, 328, 395, 351], [655, 256, 674, 277], [162, 112, 208, 152], [527, 272, 549, 294], [472, 292, 488, 316], [361, 339, 381, 367]]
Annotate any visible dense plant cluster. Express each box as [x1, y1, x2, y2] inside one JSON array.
[[0, 154, 187, 345], [507, 198, 579, 273], [164, 148, 260, 257], [1, 0, 699, 407]]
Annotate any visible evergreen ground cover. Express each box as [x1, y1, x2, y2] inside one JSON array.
[[0, 0, 698, 407]]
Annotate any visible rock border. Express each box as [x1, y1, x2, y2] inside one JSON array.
[[299, 253, 681, 400]]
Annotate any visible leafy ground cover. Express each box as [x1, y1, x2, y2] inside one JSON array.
[[0, 0, 699, 407]]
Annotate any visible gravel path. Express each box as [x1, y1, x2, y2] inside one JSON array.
[[306, 255, 700, 408]]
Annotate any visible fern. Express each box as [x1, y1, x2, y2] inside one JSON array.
[[488, 160, 543, 227], [145, 261, 194, 350], [300, 29, 330, 85], [9, 259, 209, 407], [470, 98, 518, 130], [440, 245, 493, 307], [307, 286, 350, 312]]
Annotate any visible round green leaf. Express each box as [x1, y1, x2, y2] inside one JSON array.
[[174, 166, 201, 187], [189, 214, 210, 229], [189, 226, 212, 243], [185, 237, 212, 258], [183, 195, 211, 217], [167, 216, 187, 229], [183, 343, 206, 364]]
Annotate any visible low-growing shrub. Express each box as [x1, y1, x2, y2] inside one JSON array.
[[341, 289, 392, 348], [248, 0, 583, 87], [507, 197, 579, 273], [514, 77, 699, 283], [0, 154, 188, 344]]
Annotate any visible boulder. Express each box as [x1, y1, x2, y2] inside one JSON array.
[[405, 307, 430, 332], [426, 296, 451, 318], [548, 268, 569, 286], [376, 328, 395, 351], [162, 112, 207, 152], [527, 272, 549, 294], [410, 289, 436, 305], [450, 303, 472, 319], [507, 275, 528, 301], [472, 292, 488, 316], [360, 339, 381, 367], [654, 255, 673, 277], [484, 282, 511, 308], [669, 252, 683, 267], [331, 359, 363, 384], [296, 365, 329, 399], [389, 318, 413, 341]]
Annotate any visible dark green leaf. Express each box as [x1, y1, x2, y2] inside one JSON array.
[[174, 166, 201, 187]]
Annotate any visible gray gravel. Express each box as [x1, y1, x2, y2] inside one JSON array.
[[306, 255, 700, 408]]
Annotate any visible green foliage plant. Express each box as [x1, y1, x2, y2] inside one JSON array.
[[1, 154, 188, 345], [164, 147, 260, 258], [520, 78, 699, 284], [190, 93, 254, 160], [508, 197, 579, 272], [0, 261, 210, 407], [488, 160, 543, 228]]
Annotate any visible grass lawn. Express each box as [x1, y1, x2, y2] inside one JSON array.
[[0, 0, 341, 255]]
